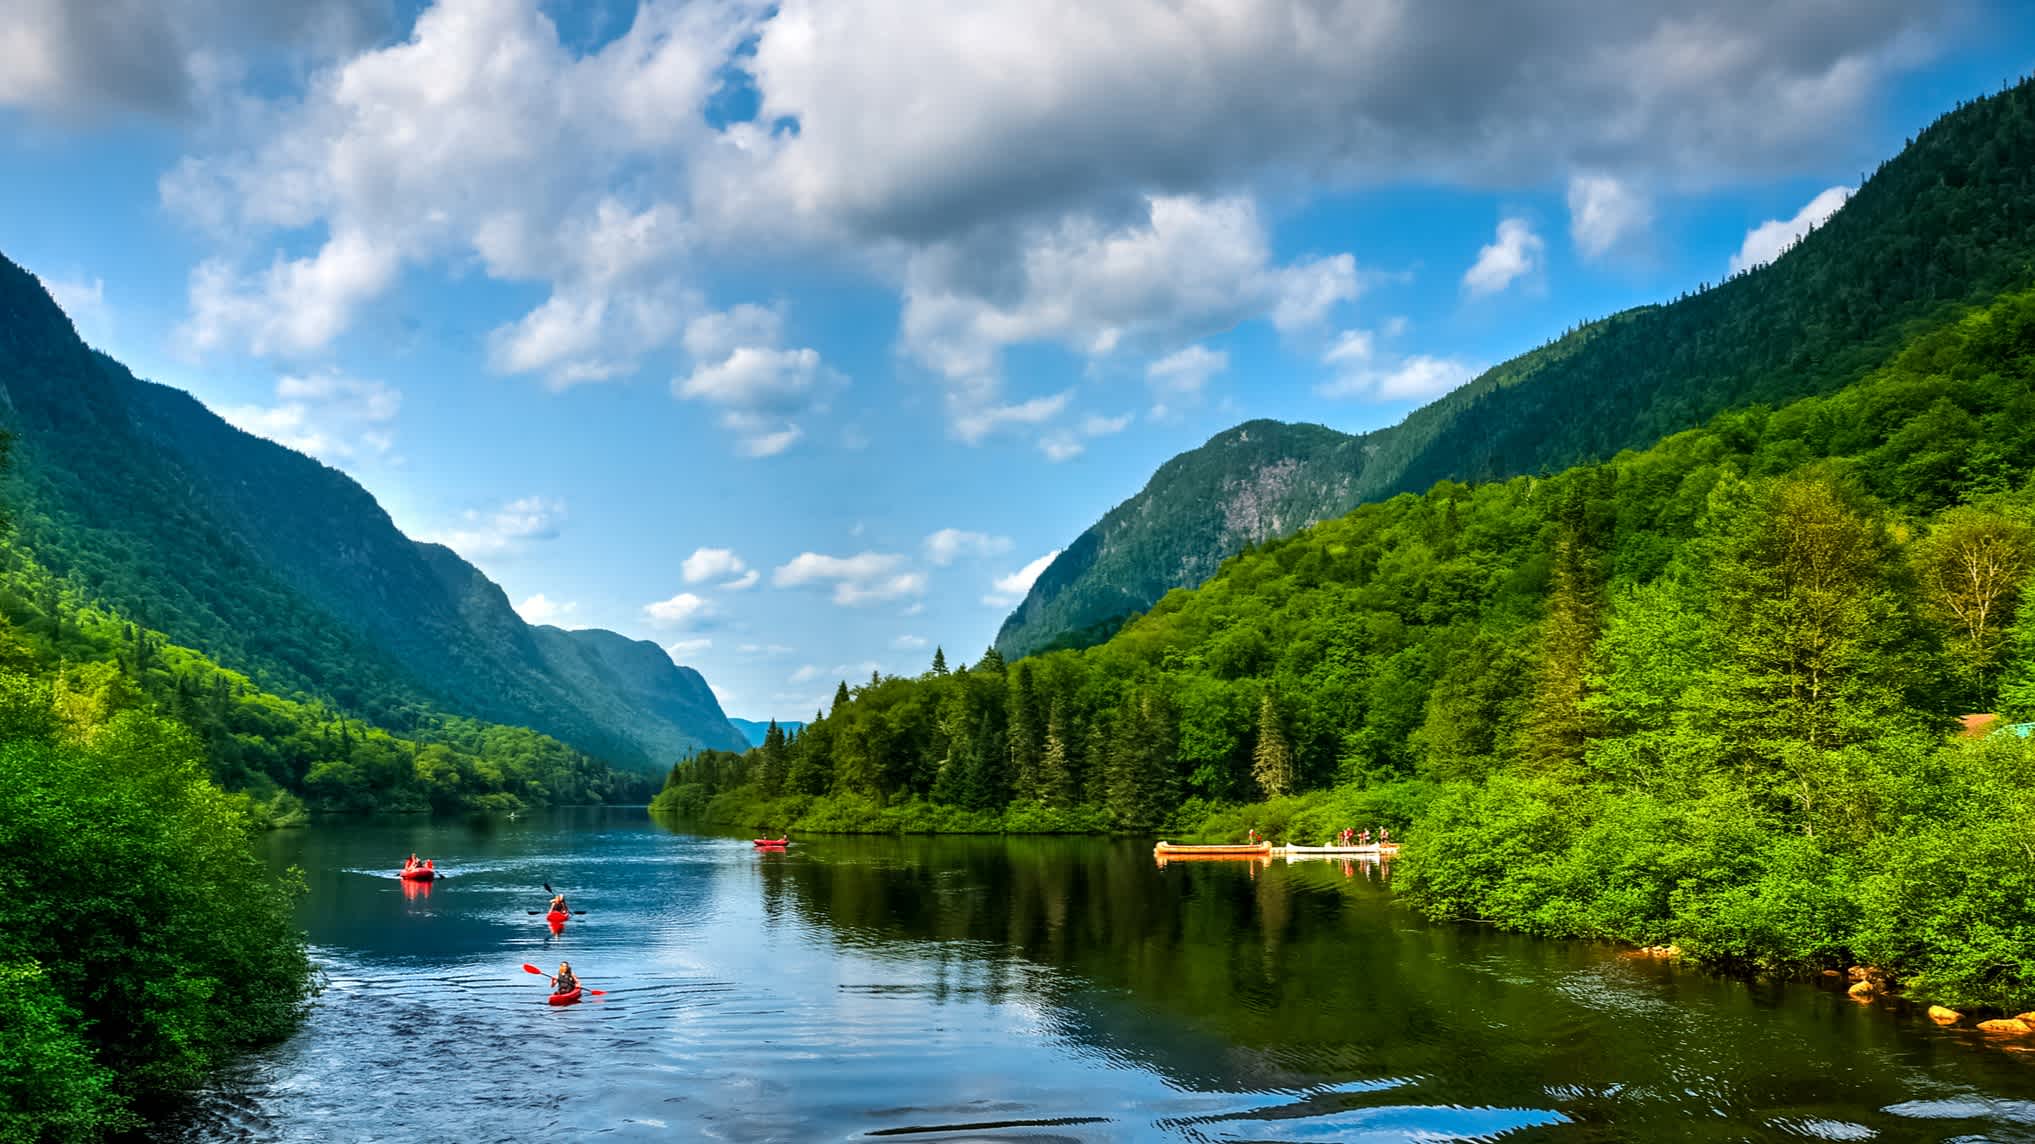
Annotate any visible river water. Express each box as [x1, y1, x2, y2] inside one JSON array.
[[172, 808, 2035, 1142]]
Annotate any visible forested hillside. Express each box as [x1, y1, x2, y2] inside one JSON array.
[[997, 76, 2035, 658], [0, 256, 748, 766], [662, 287, 2035, 1007]]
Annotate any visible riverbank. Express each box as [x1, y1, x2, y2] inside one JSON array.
[[660, 749, 2035, 1018]]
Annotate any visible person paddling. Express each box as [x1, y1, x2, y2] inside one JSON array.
[[552, 961, 579, 995], [548, 892, 570, 915]]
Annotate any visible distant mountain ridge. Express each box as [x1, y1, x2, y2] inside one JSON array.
[[0, 255, 748, 766], [730, 718, 806, 748], [996, 78, 2035, 658]]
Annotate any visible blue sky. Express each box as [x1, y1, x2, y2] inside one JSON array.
[[1, 0, 2031, 721]]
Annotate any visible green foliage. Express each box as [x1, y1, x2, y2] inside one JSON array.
[[997, 77, 2035, 660], [662, 283, 2035, 1007], [0, 687, 314, 1137]]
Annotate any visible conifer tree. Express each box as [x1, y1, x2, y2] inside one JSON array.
[[1250, 690, 1296, 798], [1006, 662, 1042, 802], [1038, 698, 1074, 807], [931, 646, 948, 675]]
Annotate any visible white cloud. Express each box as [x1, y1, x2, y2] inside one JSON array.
[[789, 664, 820, 683], [182, 234, 400, 357], [40, 274, 106, 335], [682, 547, 748, 584], [901, 195, 1356, 440], [516, 593, 578, 626], [1567, 174, 1651, 260], [738, 642, 796, 657], [1319, 354, 1479, 402], [1269, 254, 1360, 332], [923, 529, 1013, 566], [164, 0, 750, 366], [675, 307, 847, 456], [1463, 218, 1544, 296], [1041, 408, 1137, 462], [773, 551, 928, 606], [950, 392, 1069, 445], [721, 569, 760, 591], [217, 371, 401, 467], [643, 591, 713, 627], [1147, 344, 1227, 399], [420, 495, 567, 560], [728, 0, 1934, 242], [0, 0, 385, 118], [665, 636, 713, 660], [983, 549, 1060, 608], [1728, 185, 1850, 274], [891, 634, 929, 650]]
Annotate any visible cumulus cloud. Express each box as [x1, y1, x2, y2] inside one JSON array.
[[643, 591, 713, 627], [923, 529, 1012, 566], [727, 0, 1936, 241], [1038, 411, 1135, 462], [901, 195, 1355, 438], [163, 0, 752, 368], [420, 495, 566, 560], [665, 636, 713, 659], [983, 549, 1060, 608], [1567, 174, 1652, 260], [675, 304, 846, 456], [1728, 186, 1851, 274], [1316, 329, 1478, 402], [773, 551, 927, 606], [950, 392, 1069, 445], [1463, 218, 1544, 296], [681, 547, 750, 585], [1146, 344, 1227, 411], [515, 593, 578, 626], [216, 371, 401, 466], [158, 0, 1939, 428], [0, 0, 385, 119]]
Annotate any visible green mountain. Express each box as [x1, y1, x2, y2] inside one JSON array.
[[730, 717, 806, 748], [996, 78, 2035, 659], [0, 255, 748, 767]]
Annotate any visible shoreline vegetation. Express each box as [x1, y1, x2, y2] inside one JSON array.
[[657, 288, 2035, 1019]]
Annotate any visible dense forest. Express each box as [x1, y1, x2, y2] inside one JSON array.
[[660, 287, 2035, 1008], [997, 75, 2035, 659]]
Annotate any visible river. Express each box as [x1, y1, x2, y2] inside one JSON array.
[[171, 808, 2035, 1142]]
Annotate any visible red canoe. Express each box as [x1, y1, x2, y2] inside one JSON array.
[[399, 866, 436, 881], [545, 910, 569, 924], [753, 838, 789, 848], [548, 987, 582, 1006]]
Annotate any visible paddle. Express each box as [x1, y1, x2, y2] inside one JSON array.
[[521, 963, 605, 996], [535, 882, 587, 915]]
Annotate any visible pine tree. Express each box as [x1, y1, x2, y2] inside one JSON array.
[[1038, 699, 1074, 807], [1250, 690, 1296, 798], [1006, 662, 1042, 802], [1520, 516, 1604, 773], [976, 646, 1006, 675], [787, 712, 834, 795], [759, 719, 788, 795], [931, 646, 948, 675], [832, 680, 851, 713]]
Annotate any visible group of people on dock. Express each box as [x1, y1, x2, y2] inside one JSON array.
[[1247, 826, 1392, 846]]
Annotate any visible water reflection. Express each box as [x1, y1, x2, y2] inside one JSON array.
[[171, 812, 2035, 1142]]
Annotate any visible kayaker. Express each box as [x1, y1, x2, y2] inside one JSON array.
[[549, 892, 569, 915], [1380, 826, 1392, 845], [553, 961, 579, 994]]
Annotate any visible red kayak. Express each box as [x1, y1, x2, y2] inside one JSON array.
[[753, 838, 789, 848], [400, 865, 436, 881], [548, 987, 582, 1006], [545, 910, 569, 924]]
